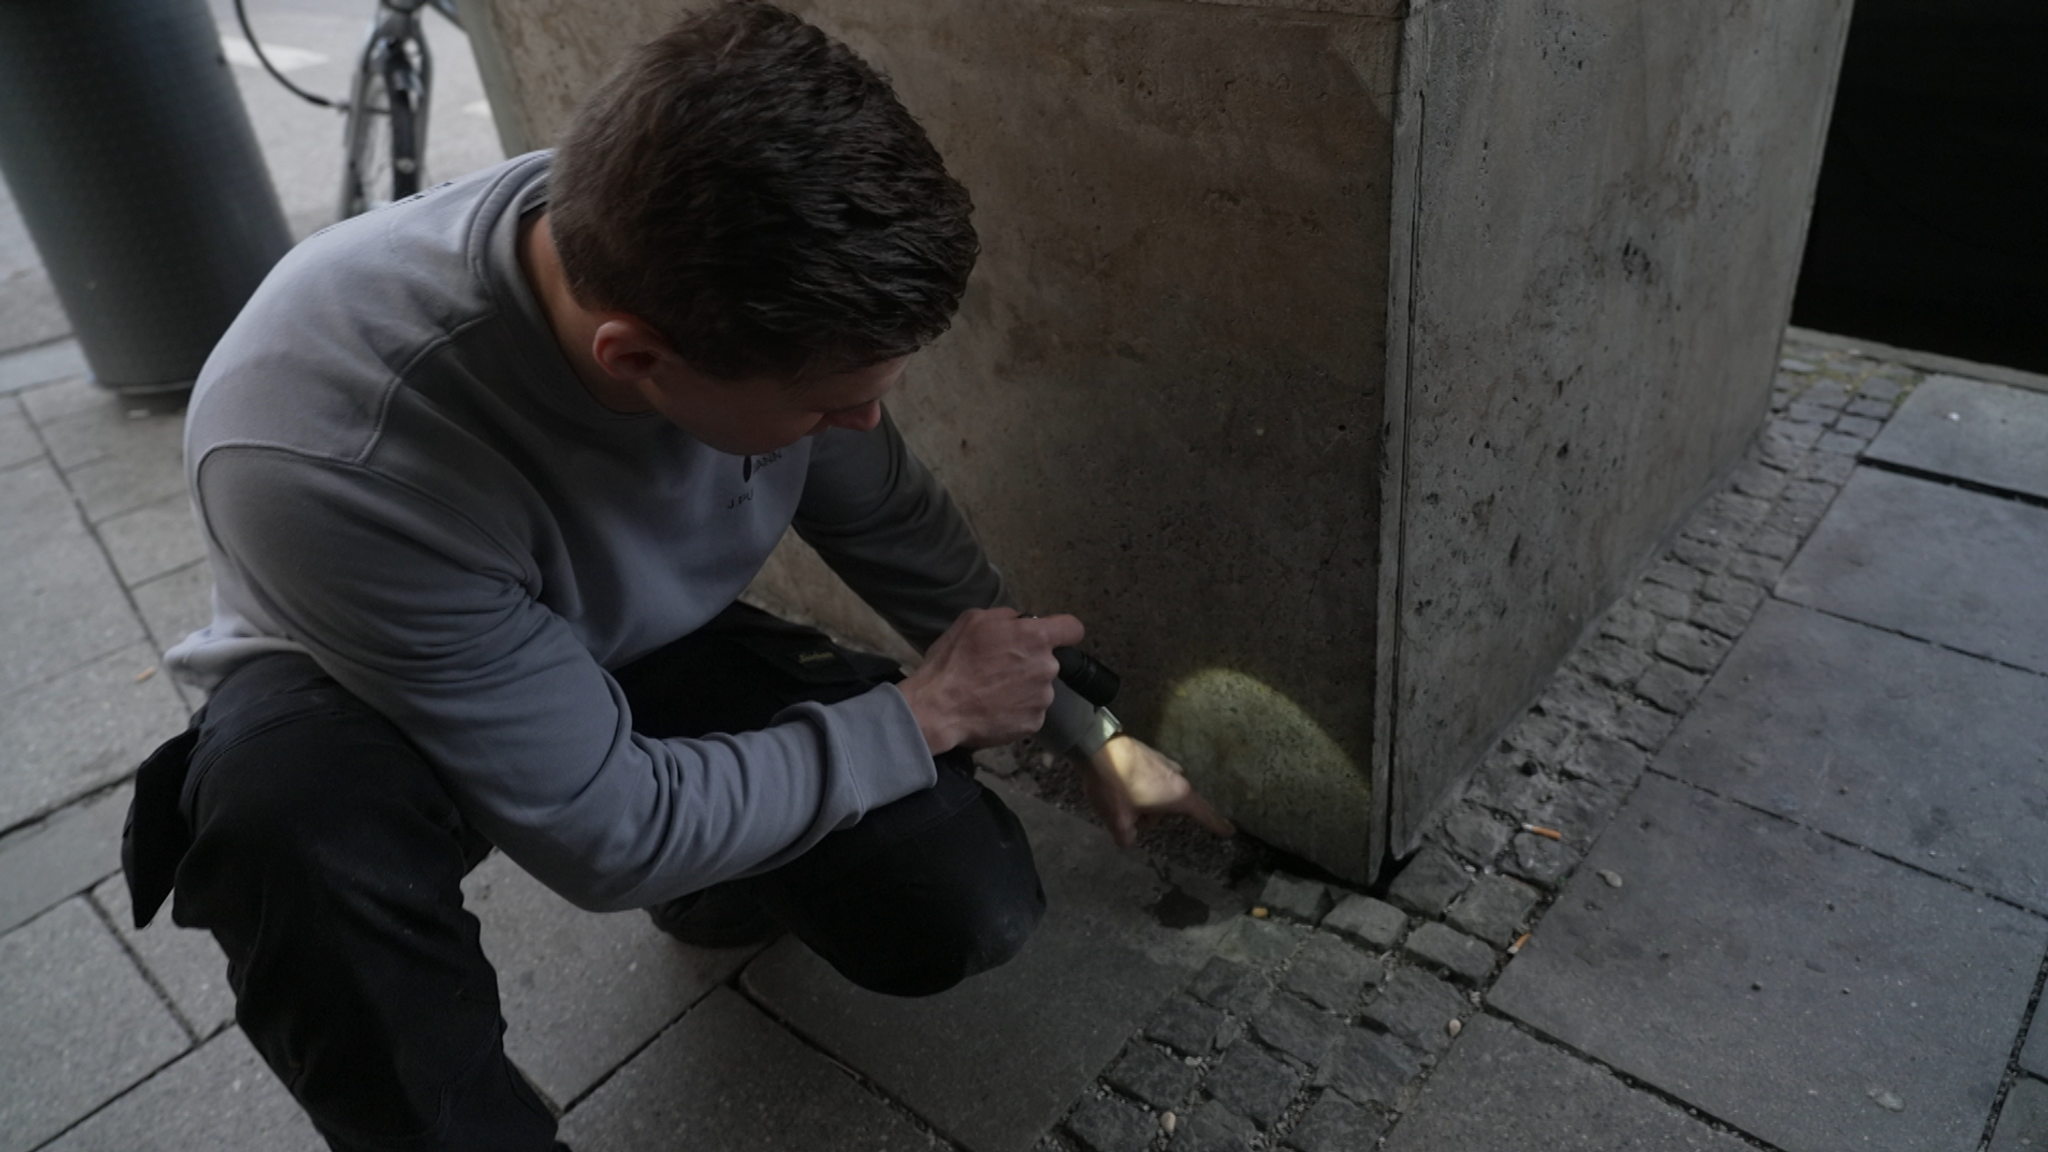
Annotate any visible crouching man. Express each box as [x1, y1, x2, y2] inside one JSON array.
[[121, 3, 1230, 1149]]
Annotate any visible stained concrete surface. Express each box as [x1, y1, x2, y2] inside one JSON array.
[[1864, 374, 2048, 502], [555, 988, 941, 1152], [1380, 1015, 1753, 1152], [1778, 467, 2048, 676], [1490, 774, 2045, 1152], [740, 778, 1220, 1152], [1661, 599, 2048, 913]]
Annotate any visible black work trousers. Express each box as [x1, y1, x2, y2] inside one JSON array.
[[121, 603, 1045, 1152]]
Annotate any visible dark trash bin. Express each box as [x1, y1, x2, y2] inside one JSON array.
[[0, 0, 293, 395]]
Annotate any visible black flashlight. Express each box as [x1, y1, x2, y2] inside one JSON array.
[[1053, 646, 1120, 709]]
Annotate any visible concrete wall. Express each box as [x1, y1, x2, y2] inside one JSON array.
[[1384, 0, 1854, 848], [462, 0, 1405, 879], [459, 0, 1850, 879]]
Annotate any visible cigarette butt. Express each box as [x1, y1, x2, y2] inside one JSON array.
[[1509, 933, 1531, 954], [1521, 824, 1563, 841], [135, 667, 157, 683], [1250, 906, 1270, 919]]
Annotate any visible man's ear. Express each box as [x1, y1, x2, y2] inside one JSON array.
[[588, 315, 675, 382]]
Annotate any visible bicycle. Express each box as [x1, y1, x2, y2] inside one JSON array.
[[232, 0, 464, 220]]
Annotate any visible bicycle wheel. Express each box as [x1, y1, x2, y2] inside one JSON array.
[[338, 49, 421, 217]]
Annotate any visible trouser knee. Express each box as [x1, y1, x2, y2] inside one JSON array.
[[762, 784, 1047, 998]]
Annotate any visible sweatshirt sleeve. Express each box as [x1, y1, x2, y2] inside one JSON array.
[[794, 407, 1009, 649], [192, 445, 937, 912], [795, 408, 1101, 754]]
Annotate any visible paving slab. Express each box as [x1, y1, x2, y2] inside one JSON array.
[[33, 392, 185, 472], [0, 460, 148, 699], [63, 437, 190, 524], [0, 338, 86, 396], [1169, 1100, 1256, 1152], [1250, 991, 1347, 1066], [1207, 1041, 1301, 1129], [1778, 469, 2048, 674], [1866, 375, 2048, 501], [740, 778, 1216, 1152], [97, 494, 206, 587], [1489, 774, 2047, 1152], [2025, 1022, 2048, 1083], [556, 988, 939, 1151], [1103, 1042, 1200, 1112], [1361, 968, 1468, 1056], [1066, 1095, 1155, 1152], [1446, 874, 1539, 948], [1403, 922, 1496, 985], [132, 559, 214, 654], [0, 899, 191, 1152], [1283, 1092, 1387, 1152], [40, 1027, 322, 1152], [461, 850, 763, 1108], [19, 374, 112, 425], [1280, 931, 1382, 1012], [1661, 600, 2048, 913], [91, 874, 237, 1039], [1386, 845, 1472, 916], [1146, 994, 1224, 1057], [1379, 1014, 1754, 1152], [1322, 1026, 1422, 1109], [0, 402, 40, 469], [1991, 1076, 2048, 1152], [1323, 894, 1406, 950], [0, 782, 129, 936], [0, 640, 188, 830]]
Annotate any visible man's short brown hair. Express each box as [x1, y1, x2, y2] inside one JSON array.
[[548, 1, 977, 381]]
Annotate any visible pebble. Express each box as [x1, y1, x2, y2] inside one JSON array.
[[1161, 1112, 1177, 1134], [1447, 1019, 1463, 1038], [1868, 1088, 1905, 1112], [1598, 869, 1624, 888]]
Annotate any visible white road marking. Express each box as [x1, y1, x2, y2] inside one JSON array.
[[220, 36, 328, 74]]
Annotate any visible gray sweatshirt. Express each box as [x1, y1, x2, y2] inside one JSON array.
[[168, 153, 1084, 911]]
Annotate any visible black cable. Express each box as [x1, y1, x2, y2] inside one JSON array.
[[231, 0, 343, 109]]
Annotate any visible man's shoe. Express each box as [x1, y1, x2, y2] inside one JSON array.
[[645, 885, 780, 948]]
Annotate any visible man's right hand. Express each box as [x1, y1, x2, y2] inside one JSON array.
[[896, 608, 1085, 754]]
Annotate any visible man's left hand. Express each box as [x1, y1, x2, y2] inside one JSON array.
[[1079, 735, 1236, 849]]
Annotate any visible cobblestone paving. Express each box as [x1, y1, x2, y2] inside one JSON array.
[[1044, 338, 2045, 1152]]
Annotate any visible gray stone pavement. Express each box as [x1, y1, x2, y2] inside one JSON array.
[[5, 12, 2048, 1150]]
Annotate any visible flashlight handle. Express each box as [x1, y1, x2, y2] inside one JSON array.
[[1053, 646, 1121, 709]]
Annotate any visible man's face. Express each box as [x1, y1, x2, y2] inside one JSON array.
[[628, 355, 906, 457]]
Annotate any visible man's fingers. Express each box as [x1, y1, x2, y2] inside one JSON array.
[[1175, 790, 1238, 839], [1024, 613, 1086, 650]]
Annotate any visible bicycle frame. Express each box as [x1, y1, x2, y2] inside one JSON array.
[[338, 0, 461, 218]]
